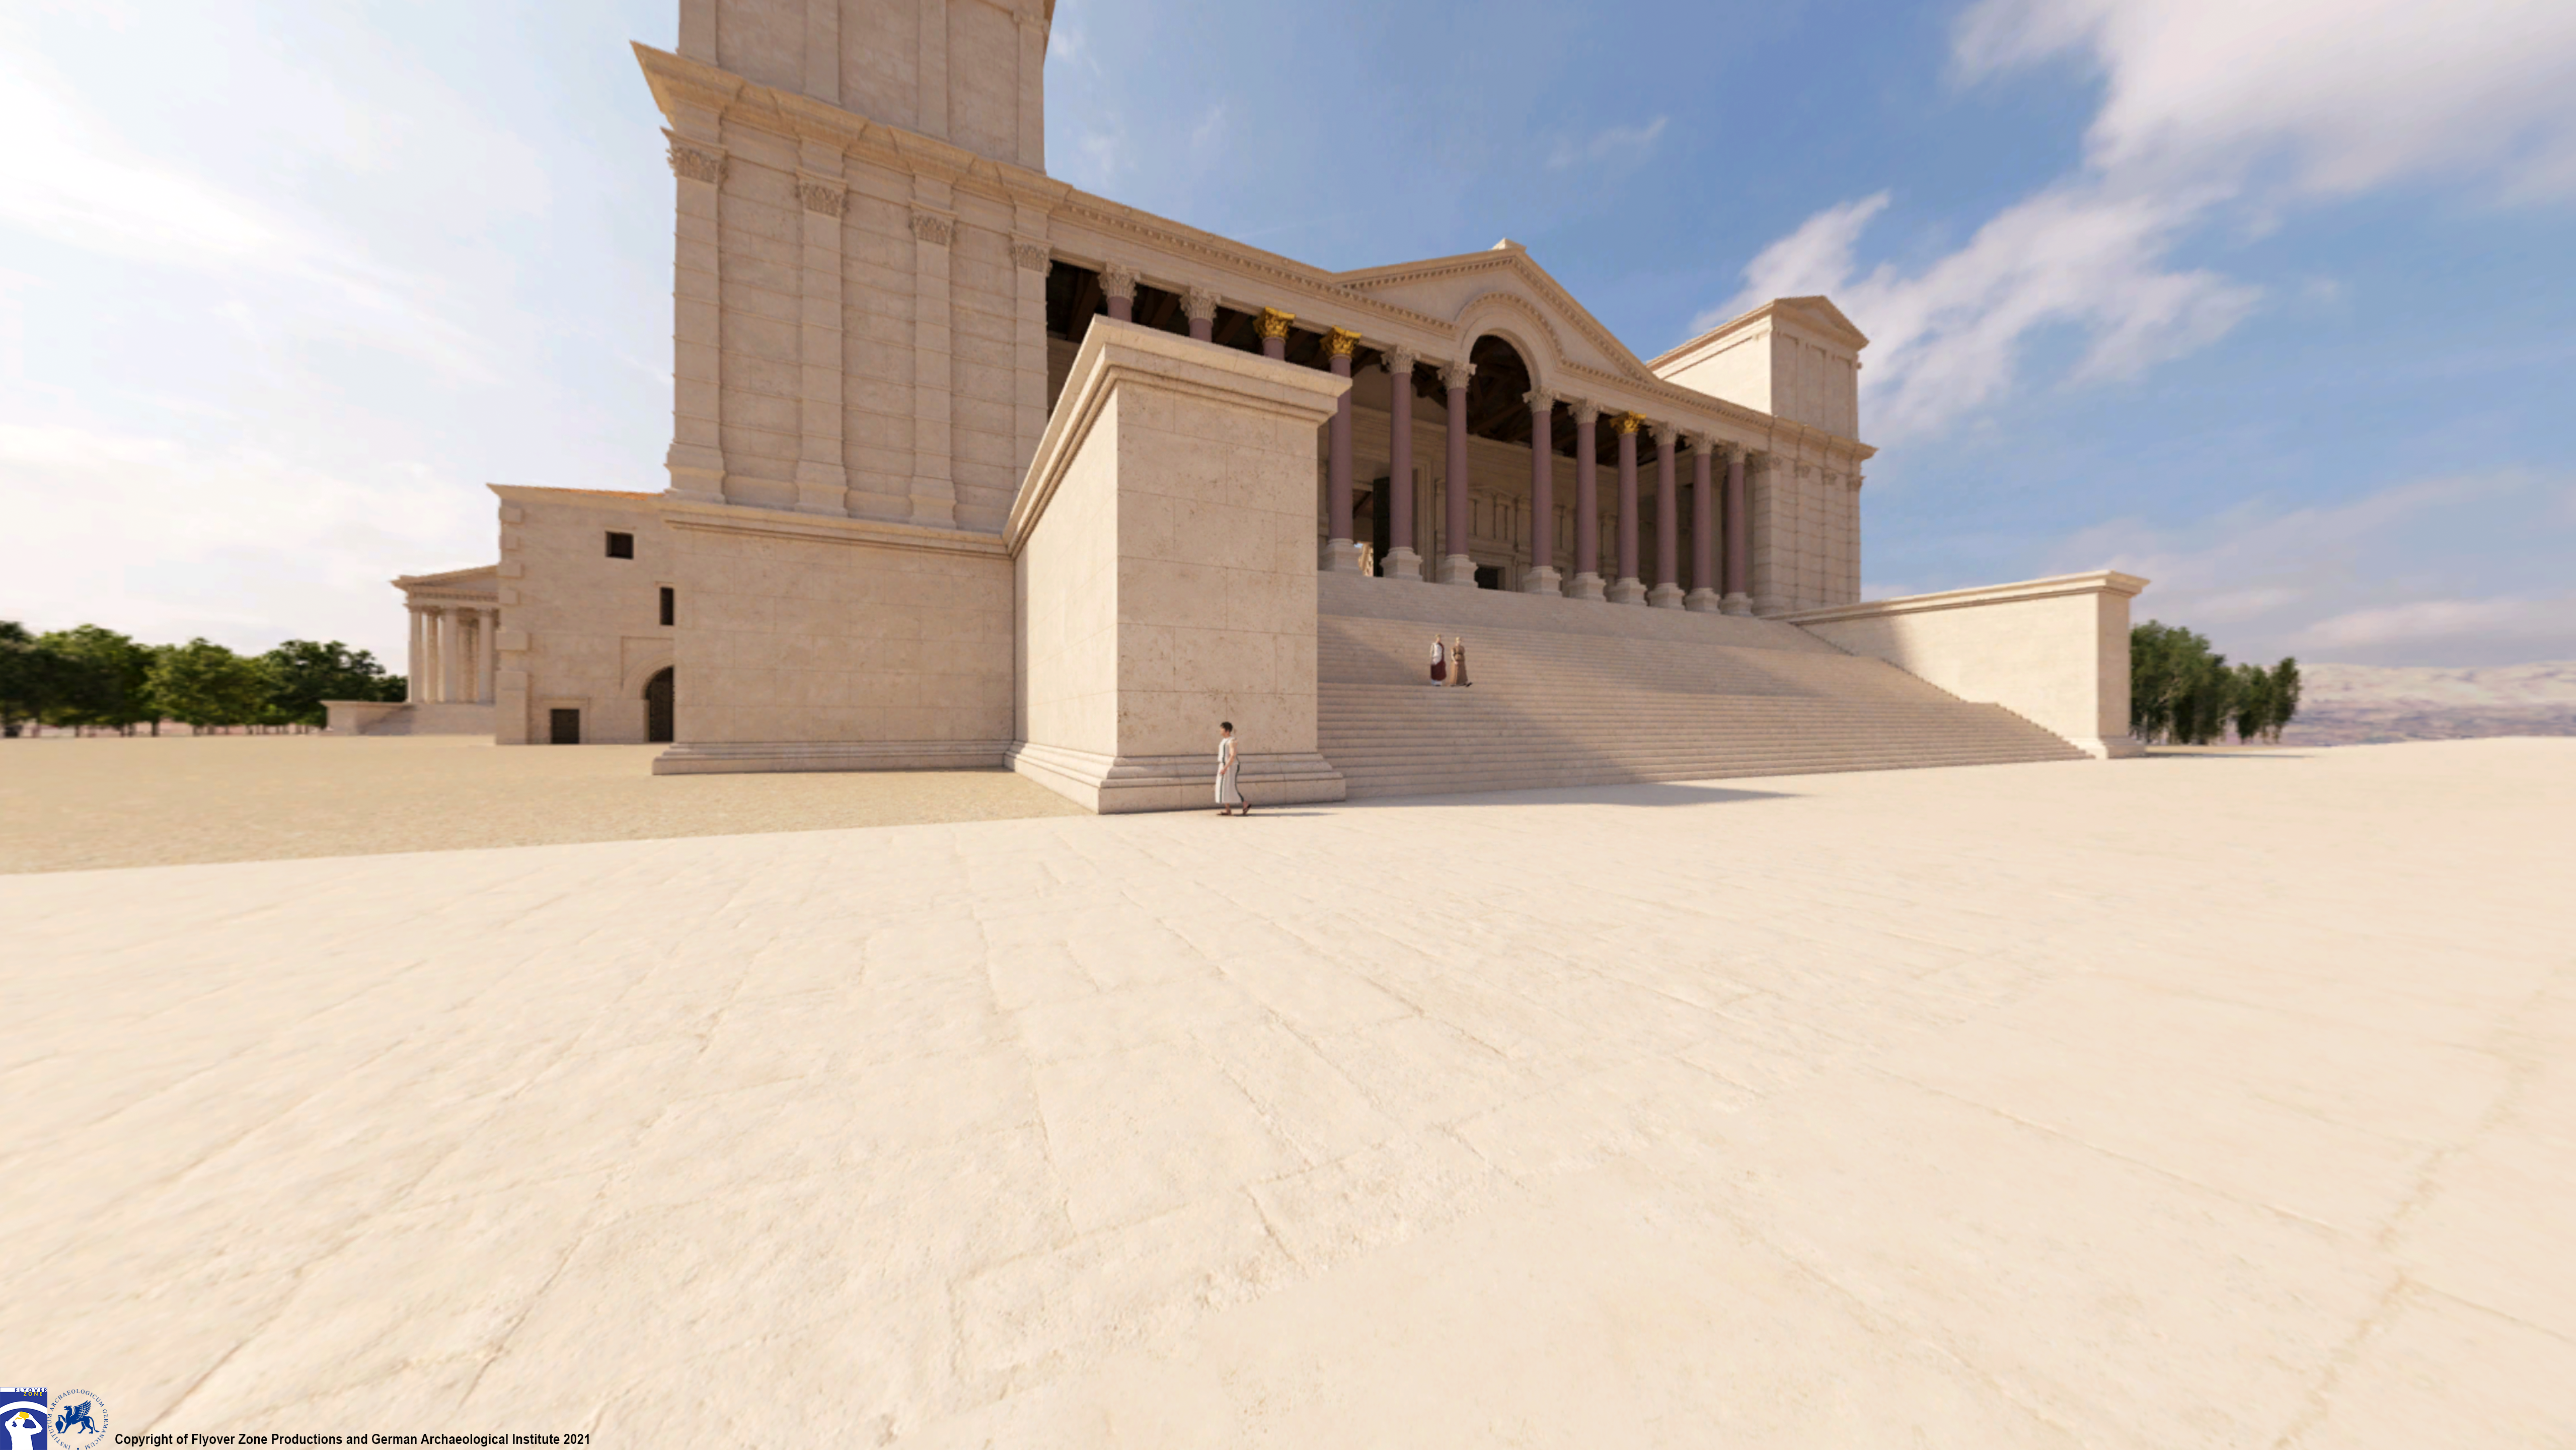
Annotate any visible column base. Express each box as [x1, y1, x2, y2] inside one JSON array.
[[1381, 546, 1424, 582], [1720, 592, 1752, 616], [1438, 554, 1479, 587], [1685, 588, 1722, 613], [1521, 565, 1563, 597], [665, 445, 727, 504], [1569, 572, 1607, 602], [1648, 583, 1687, 610], [794, 461, 849, 515], [1752, 593, 1786, 618], [1320, 537, 1365, 573], [1607, 576, 1648, 605]]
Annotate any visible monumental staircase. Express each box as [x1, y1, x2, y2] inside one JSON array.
[[1314, 573, 2086, 800]]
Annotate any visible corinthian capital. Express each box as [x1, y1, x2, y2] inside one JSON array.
[[908, 210, 955, 247], [664, 131, 726, 185], [1524, 388, 1555, 413], [794, 177, 847, 217], [1255, 307, 1295, 340], [1098, 262, 1139, 301], [1184, 286, 1221, 324], [1439, 358, 1476, 392]]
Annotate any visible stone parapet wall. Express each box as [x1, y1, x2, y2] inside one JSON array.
[[651, 502, 1012, 774], [1786, 571, 2150, 758]]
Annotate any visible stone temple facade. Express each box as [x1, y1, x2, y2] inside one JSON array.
[[348, 0, 2147, 807]]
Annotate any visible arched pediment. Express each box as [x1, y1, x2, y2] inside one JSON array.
[[1336, 243, 1648, 384]]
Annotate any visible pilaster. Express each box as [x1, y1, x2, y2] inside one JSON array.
[[908, 197, 957, 527], [662, 127, 728, 502], [792, 153, 849, 516], [1011, 237, 1052, 479]]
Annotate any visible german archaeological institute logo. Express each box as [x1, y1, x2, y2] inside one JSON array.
[[1, 1389, 109, 1450]]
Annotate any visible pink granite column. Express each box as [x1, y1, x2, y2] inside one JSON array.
[[1100, 262, 1137, 323], [1257, 308, 1292, 360], [1185, 286, 1217, 343], [1609, 413, 1645, 604], [1686, 435, 1720, 612], [1523, 389, 1560, 595], [1649, 422, 1684, 608], [1569, 399, 1603, 601], [1722, 444, 1752, 615], [1439, 357, 1476, 586], [1383, 348, 1419, 581], [1323, 327, 1360, 572]]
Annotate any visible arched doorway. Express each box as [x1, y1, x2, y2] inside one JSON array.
[[644, 667, 674, 743]]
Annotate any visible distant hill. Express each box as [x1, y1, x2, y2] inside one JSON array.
[[2279, 662, 2576, 745]]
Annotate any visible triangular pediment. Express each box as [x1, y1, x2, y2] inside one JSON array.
[[1333, 242, 1659, 387]]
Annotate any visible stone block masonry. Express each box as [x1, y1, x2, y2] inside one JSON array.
[[1007, 320, 1349, 812]]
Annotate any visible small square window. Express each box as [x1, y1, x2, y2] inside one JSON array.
[[659, 586, 675, 627], [606, 531, 635, 559]]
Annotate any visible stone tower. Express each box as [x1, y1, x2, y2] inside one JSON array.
[[675, 0, 1048, 170], [654, 0, 1057, 530]]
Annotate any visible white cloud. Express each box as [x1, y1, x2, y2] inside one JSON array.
[[2045, 471, 2576, 665], [1549, 117, 1669, 170], [1711, 0, 2576, 437], [0, 41, 494, 383], [0, 420, 489, 657], [1956, 0, 2576, 200], [2302, 595, 2576, 649]]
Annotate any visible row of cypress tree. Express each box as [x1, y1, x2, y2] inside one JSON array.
[[0, 622, 407, 737], [2130, 621, 2302, 745]]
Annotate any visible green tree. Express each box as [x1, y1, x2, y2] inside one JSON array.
[[2131, 621, 2234, 745], [37, 625, 158, 735], [258, 639, 404, 729], [0, 621, 61, 737], [2266, 658, 2303, 742], [146, 638, 270, 732], [2228, 662, 2277, 744]]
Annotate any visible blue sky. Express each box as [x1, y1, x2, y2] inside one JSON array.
[[3, 0, 2571, 668]]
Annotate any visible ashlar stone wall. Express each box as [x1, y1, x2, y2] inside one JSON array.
[[1007, 320, 1348, 812]]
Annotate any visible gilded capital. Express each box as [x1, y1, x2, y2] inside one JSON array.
[[1325, 326, 1361, 357], [1614, 411, 1645, 436], [1255, 307, 1295, 339], [1099, 262, 1139, 301]]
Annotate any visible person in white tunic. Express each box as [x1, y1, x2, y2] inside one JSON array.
[[1215, 720, 1247, 815], [1428, 635, 1447, 685]]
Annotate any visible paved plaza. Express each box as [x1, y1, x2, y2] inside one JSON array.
[[6, 740, 2571, 1445], [0, 735, 1083, 873]]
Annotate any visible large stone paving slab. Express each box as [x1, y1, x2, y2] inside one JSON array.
[[5, 740, 2570, 1445]]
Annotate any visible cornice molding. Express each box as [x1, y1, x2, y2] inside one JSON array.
[[627, 42, 1877, 466]]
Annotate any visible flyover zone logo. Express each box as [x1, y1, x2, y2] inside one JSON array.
[[2, 1389, 109, 1450]]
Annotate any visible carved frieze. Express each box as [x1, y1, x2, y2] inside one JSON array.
[[1011, 239, 1052, 272]]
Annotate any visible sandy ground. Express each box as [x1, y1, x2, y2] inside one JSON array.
[[0, 734, 1084, 873], [5, 739, 2571, 1445]]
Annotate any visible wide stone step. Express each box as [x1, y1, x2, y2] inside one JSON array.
[[1308, 606, 2091, 799]]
